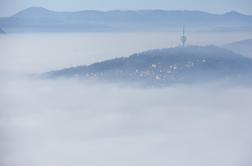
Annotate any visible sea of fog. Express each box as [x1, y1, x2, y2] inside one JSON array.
[[0, 31, 252, 74], [1, 32, 252, 166]]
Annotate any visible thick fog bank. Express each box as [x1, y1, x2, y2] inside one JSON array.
[[1, 78, 252, 166], [1, 32, 252, 74]]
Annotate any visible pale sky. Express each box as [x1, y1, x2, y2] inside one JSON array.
[[0, 0, 251, 17]]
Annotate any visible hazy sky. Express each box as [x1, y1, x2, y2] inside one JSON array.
[[0, 0, 251, 16]]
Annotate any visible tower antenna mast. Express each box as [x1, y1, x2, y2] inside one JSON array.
[[180, 25, 187, 47]]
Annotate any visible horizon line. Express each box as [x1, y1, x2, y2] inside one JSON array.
[[2, 6, 251, 18]]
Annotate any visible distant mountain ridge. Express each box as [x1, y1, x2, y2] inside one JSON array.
[[224, 39, 252, 58], [42, 46, 252, 86], [1, 7, 252, 33]]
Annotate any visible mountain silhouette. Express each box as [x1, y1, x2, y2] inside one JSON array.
[[42, 46, 252, 86], [224, 39, 252, 58], [1, 7, 252, 32]]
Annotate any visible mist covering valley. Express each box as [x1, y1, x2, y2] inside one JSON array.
[[1, 7, 252, 166], [1, 77, 252, 166]]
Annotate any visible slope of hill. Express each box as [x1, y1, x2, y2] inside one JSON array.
[[1, 7, 252, 32], [224, 39, 252, 58], [0, 27, 4, 33], [42, 46, 252, 86]]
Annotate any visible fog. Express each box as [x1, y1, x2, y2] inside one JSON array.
[[1, 77, 252, 166], [0, 32, 251, 74], [1, 32, 252, 166]]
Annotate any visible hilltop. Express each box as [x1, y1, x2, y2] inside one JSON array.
[[42, 46, 252, 86]]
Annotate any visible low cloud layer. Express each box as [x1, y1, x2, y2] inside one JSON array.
[[1, 32, 252, 166], [1, 77, 252, 166]]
